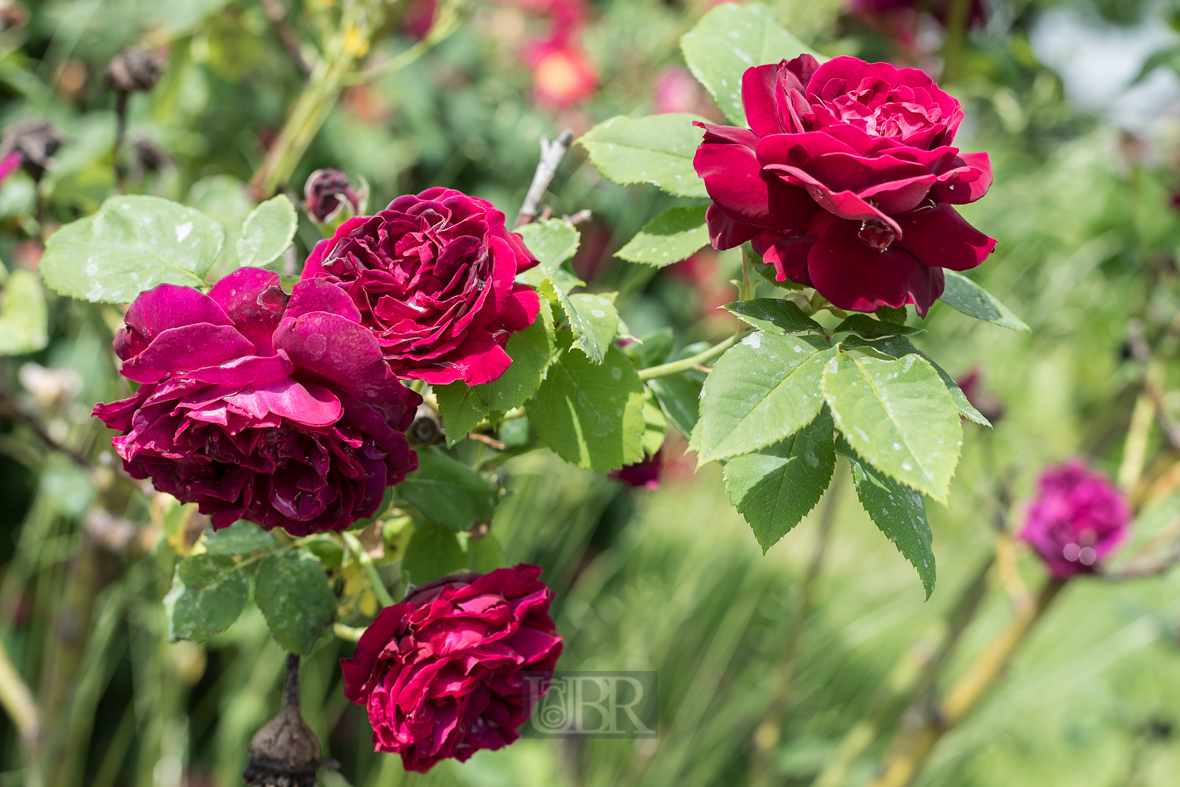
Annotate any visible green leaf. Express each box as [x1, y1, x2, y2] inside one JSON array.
[[202, 520, 277, 555], [681, 2, 822, 126], [616, 205, 709, 267], [41, 196, 225, 303], [641, 388, 667, 456], [398, 447, 498, 531], [832, 314, 924, 338], [435, 306, 556, 446], [821, 351, 961, 502], [837, 437, 935, 598], [516, 219, 584, 293], [186, 175, 254, 278], [254, 548, 336, 655], [848, 335, 990, 427], [940, 270, 1029, 332], [235, 194, 297, 269], [724, 408, 836, 552], [402, 519, 468, 585], [726, 299, 823, 335], [627, 327, 675, 368], [435, 384, 490, 448], [564, 293, 619, 364], [694, 332, 836, 465], [649, 373, 702, 439], [0, 267, 48, 355], [302, 535, 345, 570], [532, 334, 646, 471], [164, 553, 248, 643], [578, 114, 709, 198]]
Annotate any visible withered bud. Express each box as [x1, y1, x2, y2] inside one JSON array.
[[304, 168, 365, 224], [0, 0, 28, 32], [243, 655, 327, 787], [408, 404, 442, 446], [106, 46, 164, 94], [129, 136, 171, 180], [0, 119, 62, 181]]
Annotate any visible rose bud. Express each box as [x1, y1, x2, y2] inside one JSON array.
[[694, 55, 995, 316], [1019, 461, 1130, 579], [92, 268, 420, 535], [610, 450, 663, 490], [244, 655, 333, 787], [303, 168, 367, 229], [301, 188, 541, 386], [0, 119, 62, 181], [341, 565, 563, 772], [106, 45, 164, 94]]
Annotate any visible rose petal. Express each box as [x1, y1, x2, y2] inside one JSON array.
[[893, 204, 996, 272], [119, 324, 256, 384]]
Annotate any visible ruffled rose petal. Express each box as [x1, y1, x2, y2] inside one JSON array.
[[118, 324, 256, 384], [893, 204, 996, 272]]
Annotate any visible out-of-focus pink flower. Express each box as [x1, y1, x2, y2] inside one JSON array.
[[0, 151, 20, 184], [653, 66, 706, 115], [402, 0, 437, 40], [529, 43, 598, 108], [1019, 461, 1130, 578], [610, 451, 663, 490]]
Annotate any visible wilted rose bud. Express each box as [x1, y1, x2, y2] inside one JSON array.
[[303, 168, 366, 226], [243, 655, 326, 787], [1019, 461, 1130, 578], [106, 46, 164, 94], [0, 119, 62, 181]]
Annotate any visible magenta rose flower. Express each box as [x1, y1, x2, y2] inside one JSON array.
[[694, 54, 996, 315], [92, 267, 420, 535], [301, 188, 541, 386], [304, 168, 364, 224], [341, 565, 563, 772], [1019, 461, 1130, 578]]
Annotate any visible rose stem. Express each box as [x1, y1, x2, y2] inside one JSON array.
[[515, 130, 574, 227], [748, 470, 843, 786], [113, 90, 128, 192], [258, 0, 313, 77], [866, 577, 1067, 787], [637, 331, 745, 382]]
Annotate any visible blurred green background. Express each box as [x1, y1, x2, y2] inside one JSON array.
[[4, 0, 1180, 785]]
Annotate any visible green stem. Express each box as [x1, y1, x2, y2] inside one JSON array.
[[637, 332, 744, 381], [341, 531, 396, 608]]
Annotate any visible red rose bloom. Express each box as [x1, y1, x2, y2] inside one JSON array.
[[694, 55, 995, 315], [301, 188, 541, 386], [92, 268, 420, 535], [341, 565, 563, 772]]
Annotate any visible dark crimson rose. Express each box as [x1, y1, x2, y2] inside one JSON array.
[[694, 55, 995, 315], [341, 565, 562, 772], [304, 168, 364, 224], [1019, 462, 1130, 579], [609, 450, 663, 489], [301, 188, 541, 386], [92, 268, 420, 535]]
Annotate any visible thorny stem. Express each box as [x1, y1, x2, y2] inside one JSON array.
[[749, 472, 844, 786], [867, 578, 1067, 787], [516, 130, 575, 227], [638, 332, 745, 381], [341, 531, 396, 608]]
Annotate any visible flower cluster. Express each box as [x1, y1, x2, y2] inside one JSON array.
[[341, 565, 563, 772], [1019, 461, 1130, 578], [694, 54, 995, 315]]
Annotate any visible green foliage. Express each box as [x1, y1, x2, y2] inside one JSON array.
[[724, 408, 836, 552], [821, 350, 962, 503], [163, 553, 249, 643], [402, 519, 468, 585], [854, 334, 991, 426], [681, 2, 823, 126], [517, 218, 583, 293], [235, 194, 297, 269], [202, 520, 277, 555], [564, 292, 620, 363], [940, 270, 1030, 332], [692, 331, 836, 464], [0, 265, 48, 355], [254, 548, 336, 655], [649, 372, 703, 439], [832, 314, 924, 337], [726, 298, 824, 335], [616, 205, 709, 267], [837, 437, 936, 598], [398, 446, 498, 531], [39, 195, 225, 303], [577, 114, 709, 198], [532, 333, 646, 471]]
